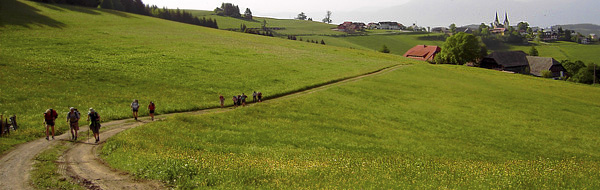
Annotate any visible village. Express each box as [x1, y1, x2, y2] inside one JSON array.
[[335, 12, 598, 79]]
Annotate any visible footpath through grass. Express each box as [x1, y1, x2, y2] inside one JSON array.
[[0, 0, 409, 153], [102, 64, 600, 189]]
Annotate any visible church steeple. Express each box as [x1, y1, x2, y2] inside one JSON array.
[[504, 12, 509, 27], [493, 12, 501, 28]]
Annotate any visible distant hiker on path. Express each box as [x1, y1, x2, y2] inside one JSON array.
[[253, 91, 257, 102], [131, 99, 140, 121], [232, 96, 238, 108], [87, 108, 101, 143], [241, 93, 248, 106], [43, 108, 58, 140], [66, 107, 80, 141], [219, 94, 225, 108], [148, 101, 156, 121], [258, 92, 263, 102]]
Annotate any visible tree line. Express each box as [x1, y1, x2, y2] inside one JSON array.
[[31, 0, 218, 29]]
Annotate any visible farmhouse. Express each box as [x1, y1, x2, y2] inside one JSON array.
[[526, 56, 566, 78], [480, 51, 567, 77], [403, 45, 441, 62], [480, 51, 530, 74], [337, 22, 365, 33], [378, 22, 403, 30]]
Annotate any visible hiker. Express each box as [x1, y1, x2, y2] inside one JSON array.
[[66, 107, 80, 141], [252, 91, 257, 102], [131, 99, 140, 121], [237, 95, 242, 107], [148, 101, 156, 121], [219, 94, 225, 108], [241, 93, 248, 106], [232, 96, 238, 107], [87, 108, 101, 143], [43, 108, 58, 140], [257, 92, 263, 102]]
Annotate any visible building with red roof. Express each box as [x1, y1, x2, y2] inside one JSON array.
[[403, 45, 441, 62]]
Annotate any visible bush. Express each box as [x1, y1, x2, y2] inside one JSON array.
[[379, 45, 390, 53], [541, 70, 553, 78]]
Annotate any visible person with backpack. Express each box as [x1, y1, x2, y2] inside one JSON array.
[[241, 93, 248, 106], [257, 92, 263, 102], [148, 101, 156, 121], [66, 107, 80, 141], [87, 108, 101, 143], [232, 96, 238, 108], [252, 91, 257, 103], [43, 108, 58, 140], [131, 99, 140, 121], [219, 94, 225, 108]]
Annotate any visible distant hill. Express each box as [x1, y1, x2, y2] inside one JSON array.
[[554, 24, 600, 36]]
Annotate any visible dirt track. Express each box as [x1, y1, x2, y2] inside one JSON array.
[[0, 64, 405, 190]]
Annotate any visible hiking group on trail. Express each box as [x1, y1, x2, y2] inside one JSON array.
[[43, 100, 156, 143], [230, 91, 262, 108]]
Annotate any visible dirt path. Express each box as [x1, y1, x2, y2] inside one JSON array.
[[0, 64, 405, 190]]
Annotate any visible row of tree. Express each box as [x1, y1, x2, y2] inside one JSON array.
[[295, 11, 332, 24], [146, 6, 218, 29], [32, 0, 99, 7], [562, 60, 599, 84], [286, 36, 326, 45]]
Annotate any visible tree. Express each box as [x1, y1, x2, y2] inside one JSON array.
[[449, 23, 457, 34], [321, 40, 326, 45], [296, 12, 307, 20], [215, 3, 241, 18], [100, 0, 112, 9], [517, 22, 529, 31], [322, 11, 332, 24], [111, 0, 124, 11], [528, 46, 539, 56], [244, 8, 252, 20], [379, 45, 390, 53], [436, 32, 481, 65], [308, 18, 313, 21], [562, 60, 586, 77], [261, 19, 267, 31]]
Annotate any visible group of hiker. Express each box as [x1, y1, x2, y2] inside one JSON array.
[[43, 99, 156, 143], [219, 91, 263, 108]]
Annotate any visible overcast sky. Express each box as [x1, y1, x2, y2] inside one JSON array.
[[142, 0, 600, 27]]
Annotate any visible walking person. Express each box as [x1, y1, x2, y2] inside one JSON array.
[[131, 99, 140, 121], [237, 95, 242, 107], [219, 94, 225, 108], [87, 108, 101, 143], [66, 107, 80, 141], [148, 101, 156, 121], [43, 108, 58, 140], [257, 92, 263, 102], [252, 91, 257, 103], [241, 93, 248, 106], [232, 96, 238, 108]]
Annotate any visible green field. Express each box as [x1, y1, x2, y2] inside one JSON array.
[[0, 0, 410, 153], [299, 33, 446, 56], [103, 64, 600, 188], [504, 41, 600, 64], [185, 10, 343, 36]]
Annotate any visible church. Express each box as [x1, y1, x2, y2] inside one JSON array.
[[493, 12, 510, 29]]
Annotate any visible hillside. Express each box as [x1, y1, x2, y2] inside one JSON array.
[[105, 64, 600, 188], [554, 23, 600, 36], [0, 0, 414, 153], [185, 10, 343, 36]]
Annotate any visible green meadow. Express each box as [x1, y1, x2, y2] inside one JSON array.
[[186, 10, 343, 35], [503, 41, 600, 64], [0, 0, 409, 153], [103, 64, 600, 189]]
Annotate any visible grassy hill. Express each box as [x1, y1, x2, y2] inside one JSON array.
[[104, 64, 600, 188], [185, 10, 343, 36], [0, 0, 411, 153], [499, 41, 600, 64]]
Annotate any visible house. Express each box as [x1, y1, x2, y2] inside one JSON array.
[[337, 22, 365, 33], [367, 23, 378, 30], [431, 27, 448, 33], [591, 34, 598, 40], [526, 56, 566, 78], [378, 22, 402, 30], [403, 45, 441, 62], [480, 51, 530, 74]]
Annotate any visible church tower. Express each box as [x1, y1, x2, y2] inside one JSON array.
[[503, 12, 510, 28], [493, 12, 501, 28]]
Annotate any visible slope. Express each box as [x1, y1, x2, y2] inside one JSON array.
[[104, 64, 600, 188], [0, 0, 415, 153]]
